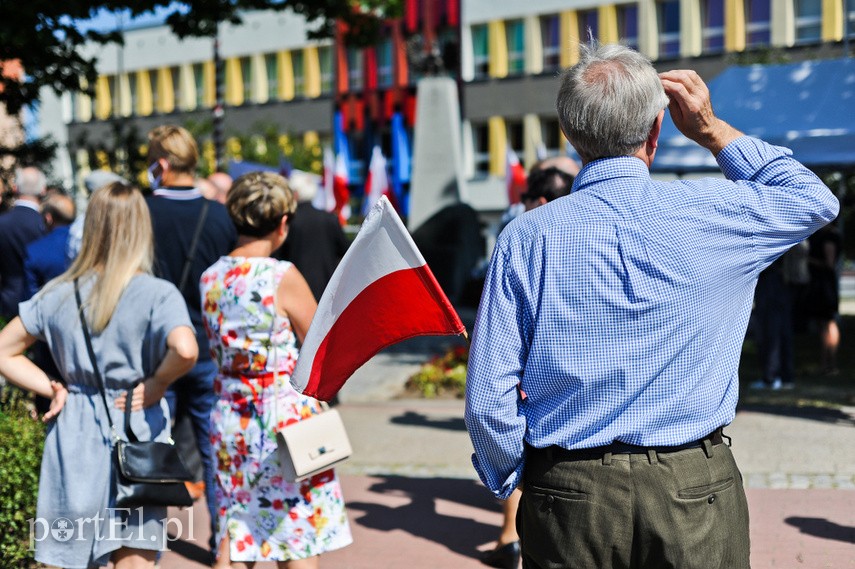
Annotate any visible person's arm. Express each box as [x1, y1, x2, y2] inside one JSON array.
[[0, 317, 68, 421], [464, 243, 529, 500], [23, 250, 40, 301], [117, 325, 198, 412], [277, 264, 318, 344]]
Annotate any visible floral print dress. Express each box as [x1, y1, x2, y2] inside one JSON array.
[[201, 256, 352, 562]]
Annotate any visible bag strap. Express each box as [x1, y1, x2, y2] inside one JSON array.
[[74, 279, 137, 443], [177, 199, 210, 294]]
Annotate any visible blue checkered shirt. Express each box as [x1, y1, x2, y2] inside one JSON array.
[[465, 136, 839, 499]]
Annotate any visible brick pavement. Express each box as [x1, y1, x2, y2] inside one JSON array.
[[155, 399, 855, 569]]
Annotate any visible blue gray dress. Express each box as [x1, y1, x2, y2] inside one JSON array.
[[18, 274, 192, 568]]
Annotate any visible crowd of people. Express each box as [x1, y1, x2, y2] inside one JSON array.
[[0, 125, 351, 569], [0, 41, 844, 569]]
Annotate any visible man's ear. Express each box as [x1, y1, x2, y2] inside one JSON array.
[[647, 110, 665, 150]]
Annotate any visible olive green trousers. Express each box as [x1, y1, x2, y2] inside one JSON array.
[[519, 441, 750, 569]]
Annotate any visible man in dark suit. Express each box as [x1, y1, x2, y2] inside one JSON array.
[[0, 167, 47, 320], [274, 171, 349, 302]]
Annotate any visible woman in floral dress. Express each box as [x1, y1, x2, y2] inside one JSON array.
[[201, 172, 352, 568]]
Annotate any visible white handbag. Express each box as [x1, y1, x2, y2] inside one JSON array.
[[276, 403, 352, 482]]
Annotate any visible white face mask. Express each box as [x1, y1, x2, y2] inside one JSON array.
[[147, 162, 163, 189]]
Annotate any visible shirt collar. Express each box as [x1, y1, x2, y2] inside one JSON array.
[[572, 156, 651, 193], [152, 187, 203, 200], [14, 199, 41, 212]]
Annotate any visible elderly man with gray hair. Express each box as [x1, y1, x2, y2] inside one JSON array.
[[465, 43, 838, 568], [0, 167, 47, 319]]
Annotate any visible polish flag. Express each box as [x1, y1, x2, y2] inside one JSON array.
[[362, 146, 395, 215], [333, 152, 351, 224], [314, 147, 336, 212], [506, 147, 527, 205], [290, 196, 466, 401]]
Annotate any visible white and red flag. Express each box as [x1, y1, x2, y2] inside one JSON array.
[[506, 147, 527, 205], [333, 152, 351, 224], [290, 196, 466, 401], [314, 146, 337, 212], [362, 146, 394, 215]]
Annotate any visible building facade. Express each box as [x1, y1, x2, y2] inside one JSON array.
[[40, 0, 854, 202]]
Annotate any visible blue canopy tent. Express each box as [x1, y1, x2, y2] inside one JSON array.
[[653, 57, 855, 173]]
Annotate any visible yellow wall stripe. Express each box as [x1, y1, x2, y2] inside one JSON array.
[[251, 54, 268, 103], [822, 0, 844, 40], [225, 57, 244, 106], [488, 115, 507, 177], [135, 70, 153, 116], [178, 64, 196, 111], [203, 61, 216, 108], [488, 20, 509, 79], [599, 5, 620, 44], [725, 0, 747, 51], [304, 46, 322, 99], [560, 11, 580, 68], [279, 51, 295, 101], [157, 67, 174, 113], [94, 76, 111, 120]]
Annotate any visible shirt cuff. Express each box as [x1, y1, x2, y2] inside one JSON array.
[[716, 135, 792, 181], [471, 453, 524, 500]]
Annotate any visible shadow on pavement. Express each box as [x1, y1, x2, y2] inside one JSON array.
[[737, 403, 855, 426], [390, 411, 467, 431], [346, 475, 500, 559], [784, 517, 855, 544]]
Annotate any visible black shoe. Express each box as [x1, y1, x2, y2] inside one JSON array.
[[481, 541, 521, 569]]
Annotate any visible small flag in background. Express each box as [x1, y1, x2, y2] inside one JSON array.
[[333, 152, 351, 224], [506, 147, 527, 205], [363, 146, 394, 215], [290, 196, 466, 401], [314, 147, 336, 212]]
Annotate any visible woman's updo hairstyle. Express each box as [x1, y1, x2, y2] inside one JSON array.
[[226, 171, 297, 237]]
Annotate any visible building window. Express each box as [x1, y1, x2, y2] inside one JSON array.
[[473, 123, 490, 173], [849, 3, 855, 38], [347, 48, 363, 92], [171, 67, 182, 109], [702, 0, 725, 53], [193, 63, 206, 107], [506, 19, 525, 75], [150, 71, 159, 113], [507, 119, 524, 153], [745, 0, 771, 46], [618, 4, 640, 49], [657, 0, 681, 58], [578, 10, 600, 44], [377, 39, 394, 88], [319, 46, 334, 94], [107, 75, 117, 118], [438, 28, 460, 78], [541, 14, 561, 71], [541, 117, 563, 156], [265, 54, 279, 100], [293, 50, 306, 97], [128, 73, 137, 115], [240, 57, 252, 103], [795, 0, 822, 43], [472, 24, 490, 79]]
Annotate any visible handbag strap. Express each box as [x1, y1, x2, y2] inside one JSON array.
[[177, 199, 210, 294], [74, 279, 136, 443]]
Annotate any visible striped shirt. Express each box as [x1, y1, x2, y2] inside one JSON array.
[[464, 136, 839, 499]]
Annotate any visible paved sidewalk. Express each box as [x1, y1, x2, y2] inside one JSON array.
[[156, 333, 855, 568], [159, 398, 855, 569]]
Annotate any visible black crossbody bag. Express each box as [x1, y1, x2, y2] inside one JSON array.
[[74, 279, 193, 508]]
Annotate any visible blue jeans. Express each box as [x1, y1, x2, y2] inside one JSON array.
[[165, 358, 218, 553]]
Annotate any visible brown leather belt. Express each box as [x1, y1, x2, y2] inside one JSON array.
[[531, 427, 725, 462]]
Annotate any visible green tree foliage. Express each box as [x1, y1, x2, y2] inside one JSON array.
[[0, 388, 45, 567], [0, 0, 403, 116]]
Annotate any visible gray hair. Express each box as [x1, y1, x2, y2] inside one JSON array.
[[557, 43, 669, 161], [15, 167, 47, 197]]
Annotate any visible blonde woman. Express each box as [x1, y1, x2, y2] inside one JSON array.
[[201, 172, 352, 569], [0, 182, 198, 569]]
